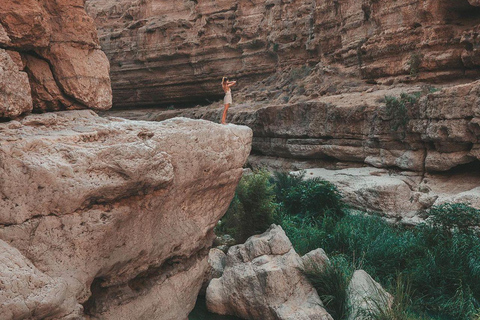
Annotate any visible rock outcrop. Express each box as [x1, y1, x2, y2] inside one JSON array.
[[0, 0, 112, 118], [0, 110, 252, 319], [206, 224, 333, 320], [86, 0, 480, 107]]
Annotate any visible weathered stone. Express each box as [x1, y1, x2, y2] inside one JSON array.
[[0, 49, 32, 118], [200, 248, 227, 295], [0, 111, 252, 319], [0, 0, 111, 118], [206, 225, 333, 320], [347, 270, 393, 320], [0, 239, 78, 320], [106, 81, 480, 174], [301, 248, 330, 273]]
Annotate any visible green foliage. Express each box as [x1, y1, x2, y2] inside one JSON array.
[[218, 170, 277, 243], [362, 275, 426, 320], [279, 205, 480, 320], [384, 92, 421, 133], [425, 203, 480, 234], [304, 256, 353, 320], [219, 169, 480, 319], [272, 171, 344, 220], [409, 52, 423, 77]]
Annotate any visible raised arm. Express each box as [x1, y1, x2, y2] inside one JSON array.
[[227, 81, 237, 87]]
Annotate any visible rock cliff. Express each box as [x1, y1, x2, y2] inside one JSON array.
[[86, 0, 480, 107], [0, 0, 112, 118], [0, 110, 252, 319], [102, 79, 480, 217]]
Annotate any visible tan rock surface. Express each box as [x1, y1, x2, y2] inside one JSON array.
[[0, 239, 78, 320], [0, 0, 111, 118], [0, 111, 252, 319], [296, 167, 480, 218], [206, 224, 333, 320], [87, 0, 480, 107]]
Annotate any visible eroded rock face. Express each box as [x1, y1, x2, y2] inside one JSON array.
[[86, 0, 480, 107], [0, 111, 252, 319], [206, 224, 333, 320], [0, 0, 112, 118]]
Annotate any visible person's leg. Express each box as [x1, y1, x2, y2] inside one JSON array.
[[221, 103, 230, 124]]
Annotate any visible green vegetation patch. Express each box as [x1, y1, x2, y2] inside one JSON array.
[[217, 170, 480, 319]]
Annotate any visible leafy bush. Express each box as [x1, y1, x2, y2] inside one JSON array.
[[384, 92, 421, 133], [425, 203, 480, 234], [409, 52, 423, 77], [221, 169, 480, 319], [273, 171, 344, 220], [218, 170, 277, 243]]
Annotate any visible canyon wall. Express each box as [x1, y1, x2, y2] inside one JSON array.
[[0, 0, 112, 118], [86, 0, 480, 107]]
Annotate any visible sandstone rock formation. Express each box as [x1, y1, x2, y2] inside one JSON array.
[[86, 0, 480, 107], [0, 0, 112, 118], [206, 224, 333, 320], [347, 270, 393, 320], [0, 110, 252, 319]]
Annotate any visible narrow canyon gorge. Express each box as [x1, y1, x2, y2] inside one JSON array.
[[1, 0, 480, 319]]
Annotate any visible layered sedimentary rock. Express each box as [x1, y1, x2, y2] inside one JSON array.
[[0, 0, 112, 118], [86, 0, 480, 107], [104, 81, 480, 174], [206, 225, 333, 320], [0, 110, 252, 319]]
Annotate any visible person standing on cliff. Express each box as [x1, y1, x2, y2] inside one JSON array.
[[221, 77, 236, 124]]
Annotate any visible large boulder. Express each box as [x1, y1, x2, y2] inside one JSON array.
[[347, 270, 393, 320], [0, 111, 252, 319], [206, 224, 333, 320], [0, 0, 111, 118]]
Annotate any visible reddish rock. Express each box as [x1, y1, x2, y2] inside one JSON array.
[[87, 0, 480, 107], [0, 0, 112, 118], [0, 49, 32, 118]]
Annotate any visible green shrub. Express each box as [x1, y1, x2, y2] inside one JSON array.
[[304, 256, 353, 320], [273, 171, 344, 220], [384, 92, 421, 133], [425, 203, 480, 234], [409, 52, 423, 77], [218, 170, 277, 243]]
